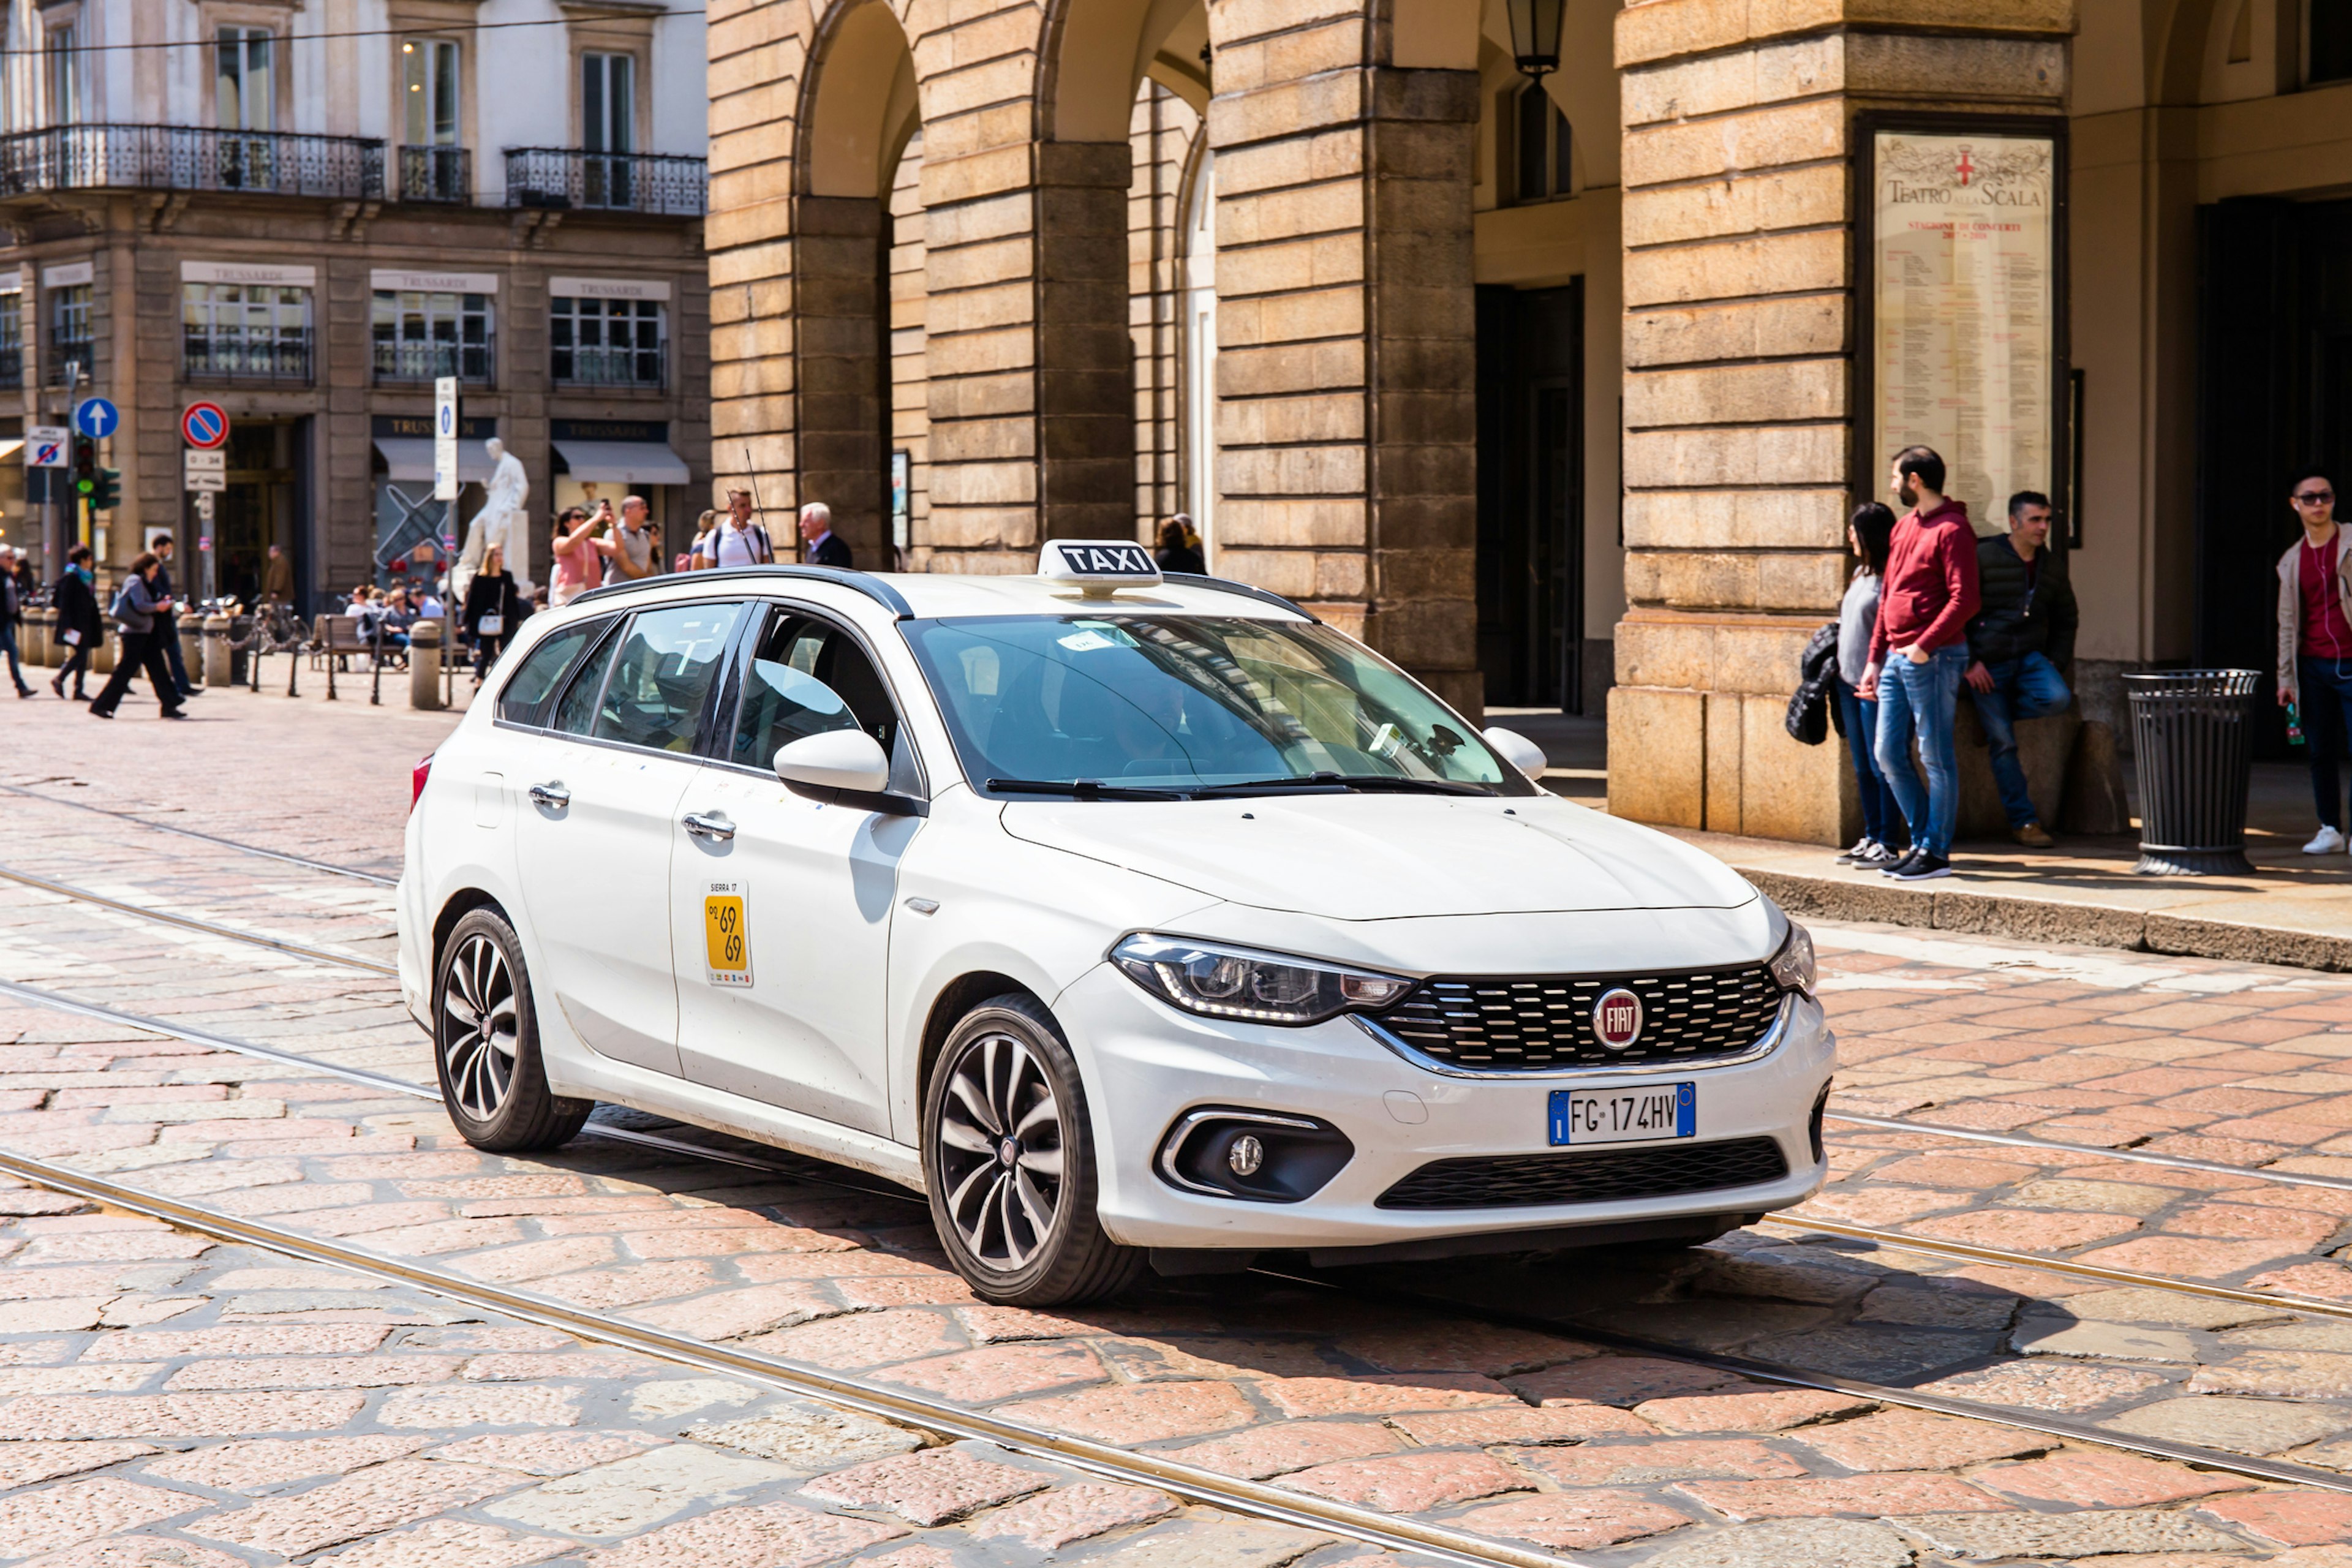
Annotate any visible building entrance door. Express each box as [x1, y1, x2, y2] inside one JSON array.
[[214, 418, 306, 610], [1476, 282, 1583, 712], [2196, 198, 2352, 756]]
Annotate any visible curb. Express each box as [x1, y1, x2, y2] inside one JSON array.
[[1740, 865, 2352, 973]]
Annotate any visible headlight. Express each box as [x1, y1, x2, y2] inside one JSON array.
[[1112, 934, 1413, 1026], [1769, 919, 1817, 997]]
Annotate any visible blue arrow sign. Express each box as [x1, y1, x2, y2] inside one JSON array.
[[73, 397, 118, 440]]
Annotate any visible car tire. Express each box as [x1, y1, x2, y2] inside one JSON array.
[[921, 993, 1144, 1307], [434, 908, 592, 1153]]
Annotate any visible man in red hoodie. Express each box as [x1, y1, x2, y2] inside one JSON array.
[[1856, 447, 1981, 880]]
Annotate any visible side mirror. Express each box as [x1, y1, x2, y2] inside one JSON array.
[[1482, 726, 1549, 780], [774, 729, 892, 794]]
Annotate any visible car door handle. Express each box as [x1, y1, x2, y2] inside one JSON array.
[[682, 812, 736, 842], [528, 782, 571, 809]]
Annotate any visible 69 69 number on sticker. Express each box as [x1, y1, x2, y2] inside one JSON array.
[[704, 881, 753, 987]]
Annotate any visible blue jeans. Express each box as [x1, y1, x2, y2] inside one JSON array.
[[1836, 677, 1903, 848], [1969, 652, 2073, 829], [2300, 656, 2352, 830], [1874, 644, 1969, 858]]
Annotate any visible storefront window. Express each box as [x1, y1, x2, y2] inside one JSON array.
[[184, 283, 311, 381], [371, 289, 492, 383], [551, 296, 663, 387]]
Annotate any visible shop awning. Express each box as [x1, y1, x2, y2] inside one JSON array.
[[0, 440, 24, 464], [372, 439, 497, 485], [551, 439, 690, 486]]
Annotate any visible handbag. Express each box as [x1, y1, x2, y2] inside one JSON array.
[[478, 613, 505, 638]]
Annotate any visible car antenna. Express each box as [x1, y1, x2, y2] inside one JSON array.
[[741, 444, 789, 565]]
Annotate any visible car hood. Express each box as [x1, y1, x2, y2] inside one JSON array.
[[997, 793, 1757, 920]]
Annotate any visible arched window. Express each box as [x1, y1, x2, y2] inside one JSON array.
[[1514, 81, 1571, 203]]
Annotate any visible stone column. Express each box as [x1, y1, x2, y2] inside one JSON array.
[[794, 195, 888, 562], [1608, 0, 2070, 841], [1204, 4, 1481, 712]]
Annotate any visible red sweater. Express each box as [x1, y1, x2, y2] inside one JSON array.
[[1869, 499, 1982, 663]]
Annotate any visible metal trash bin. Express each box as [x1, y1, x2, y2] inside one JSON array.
[[2124, 669, 2260, 875]]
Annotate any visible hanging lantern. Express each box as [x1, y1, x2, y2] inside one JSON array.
[[1506, 0, 1566, 78]]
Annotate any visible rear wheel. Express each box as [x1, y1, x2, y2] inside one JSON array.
[[434, 908, 592, 1152], [921, 995, 1144, 1306]]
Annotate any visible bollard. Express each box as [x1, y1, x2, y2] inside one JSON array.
[[202, 614, 233, 687], [33, 606, 56, 668], [409, 619, 444, 710], [179, 619, 204, 687], [93, 630, 115, 675]]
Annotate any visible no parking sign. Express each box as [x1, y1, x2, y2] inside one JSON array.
[[182, 402, 229, 449]]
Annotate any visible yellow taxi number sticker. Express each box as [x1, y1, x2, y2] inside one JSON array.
[[703, 881, 753, 988]]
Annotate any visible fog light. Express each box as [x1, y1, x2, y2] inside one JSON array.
[[1157, 1109, 1354, 1204]]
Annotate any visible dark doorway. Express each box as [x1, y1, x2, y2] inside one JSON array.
[[213, 418, 306, 611], [1476, 281, 1583, 710], [2193, 198, 2352, 756]]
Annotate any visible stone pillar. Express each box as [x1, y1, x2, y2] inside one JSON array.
[[1203, 4, 1481, 712], [794, 196, 889, 563], [1608, 0, 2070, 842]]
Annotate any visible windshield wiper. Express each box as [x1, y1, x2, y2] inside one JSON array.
[[985, 778, 1190, 801], [1193, 772, 1494, 798]]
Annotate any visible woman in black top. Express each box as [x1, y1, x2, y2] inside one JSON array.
[[49, 545, 104, 701], [1155, 516, 1205, 576], [462, 546, 525, 686]]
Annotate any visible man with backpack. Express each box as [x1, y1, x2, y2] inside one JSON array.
[[694, 489, 775, 570]]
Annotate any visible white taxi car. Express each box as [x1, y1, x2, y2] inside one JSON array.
[[398, 543, 1833, 1306]]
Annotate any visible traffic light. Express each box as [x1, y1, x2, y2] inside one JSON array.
[[70, 435, 94, 499], [89, 466, 119, 513]]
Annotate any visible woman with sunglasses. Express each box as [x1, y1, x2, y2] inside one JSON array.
[[2278, 467, 2352, 854]]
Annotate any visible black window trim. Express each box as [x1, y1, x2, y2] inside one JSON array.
[[523, 599, 752, 763], [707, 594, 932, 815], [488, 612, 620, 735]]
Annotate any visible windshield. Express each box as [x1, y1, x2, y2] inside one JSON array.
[[903, 614, 1529, 797]]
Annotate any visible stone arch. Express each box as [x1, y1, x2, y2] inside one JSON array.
[[793, 0, 923, 564], [1044, 0, 1205, 143], [2155, 0, 2225, 102]]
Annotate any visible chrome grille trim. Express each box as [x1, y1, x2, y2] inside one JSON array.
[[1354, 993, 1791, 1080]]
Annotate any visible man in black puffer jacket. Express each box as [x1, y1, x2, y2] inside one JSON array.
[[1965, 491, 2078, 847]]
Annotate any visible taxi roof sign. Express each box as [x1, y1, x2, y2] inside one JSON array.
[[1037, 538, 1161, 599]]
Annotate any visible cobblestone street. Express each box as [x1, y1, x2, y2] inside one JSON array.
[[24, 692, 2352, 1566]]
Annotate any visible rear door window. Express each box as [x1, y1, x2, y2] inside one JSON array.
[[496, 619, 606, 727]]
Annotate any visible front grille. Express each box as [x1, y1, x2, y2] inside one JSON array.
[[1372, 967, 1784, 1071], [1376, 1136, 1790, 1210]]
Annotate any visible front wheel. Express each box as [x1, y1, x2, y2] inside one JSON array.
[[921, 995, 1144, 1306], [434, 907, 592, 1152]]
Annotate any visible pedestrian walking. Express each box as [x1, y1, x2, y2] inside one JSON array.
[[88, 552, 188, 720], [682, 510, 716, 573], [1858, 446, 1981, 881], [1965, 491, 2078, 848], [49, 545, 100, 700], [798, 502, 851, 568], [695, 491, 776, 570], [149, 534, 200, 700], [2275, 466, 2352, 854], [1155, 516, 1205, 576], [262, 543, 294, 604], [595, 496, 658, 585], [1833, 503, 1905, 867], [0, 548, 32, 698], [462, 544, 523, 686], [548, 507, 598, 606]]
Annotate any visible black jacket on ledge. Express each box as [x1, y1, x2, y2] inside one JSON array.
[[1966, 536, 2078, 668]]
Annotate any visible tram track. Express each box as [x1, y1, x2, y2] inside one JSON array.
[[0, 779, 401, 886], [0, 860, 398, 975], [9, 972, 2352, 1507]]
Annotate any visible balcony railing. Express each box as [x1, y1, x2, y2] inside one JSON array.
[[48, 337, 92, 386], [505, 148, 706, 216], [0, 124, 383, 200], [184, 328, 312, 384], [399, 145, 472, 204], [373, 331, 494, 386], [554, 344, 666, 390]]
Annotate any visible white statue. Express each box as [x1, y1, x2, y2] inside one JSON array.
[[453, 437, 532, 603]]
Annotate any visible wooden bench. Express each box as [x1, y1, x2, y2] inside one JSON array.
[[310, 615, 371, 672]]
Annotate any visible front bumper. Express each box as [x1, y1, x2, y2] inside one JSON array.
[[1055, 962, 1834, 1253]]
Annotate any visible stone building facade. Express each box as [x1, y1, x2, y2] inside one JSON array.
[[713, 0, 2352, 844]]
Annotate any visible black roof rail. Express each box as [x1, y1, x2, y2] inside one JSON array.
[[1158, 572, 1319, 622], [569, 565, 916, 620]]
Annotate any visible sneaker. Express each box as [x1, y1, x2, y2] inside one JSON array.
[[1835, 838, 1877, 865], [2013, 822, 2056, 848], [1889, 851, 1953, 881], [1879, 847, 1922, 876], [2309, 827, 2348, 854], [1860, 841, 1907, 867]]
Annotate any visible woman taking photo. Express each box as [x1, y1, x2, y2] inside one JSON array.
[[548, 507, 598, 607], [1836, 502, 1904, 867], [462, 544, 524, 686]]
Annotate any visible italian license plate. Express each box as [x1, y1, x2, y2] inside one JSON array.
[[1548, 1082, 1696, 1145]]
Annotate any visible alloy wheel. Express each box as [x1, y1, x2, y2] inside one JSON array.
[[936, 1031, 1066, 1270], [441, 932, 519, 1120]]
